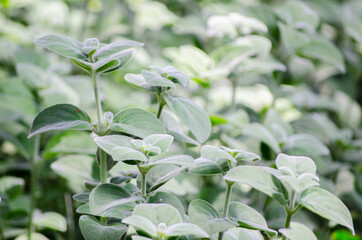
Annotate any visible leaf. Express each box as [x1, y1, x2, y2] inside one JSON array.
[[73, 193, 89, 203], [122, 215, 158, 237], [243, 123, 281, 154], [228, 202, 277, 236], [111, 146, 148, 163], [111, 108, 166, 138], [68, 57, 93, 74], [165, 223, 209, 238], [0, 176, 24, 199], [164, 93, 211, 143], [132, 204, 183, 226], [144, 155, 195, 168], [33, 212, 67, 232], [15, 233, 50, 240], [93, 135, 133, 155], [93, 40, 144, 60], [189, 199, 236, 235], [200, 145, 235, 163], [51, 155, 98, 193], [224, 166, 287, 205], [189, 157, 225, 175], [89, 183, 138, 215], [142, 70, 176, 88], [143, 134, 174, 153], [282, 134, 330, 157], [79, 215, 127, 240], [278, 23, 310, 49], [28, 104, 92, 138], [276, 154, 316, 176], [148, 191, 185, 216], [279, 222, 317, 240], [298, 39, 345, 73], [299, 187, 354, 234], [34, 34, 87, 59], [223, 228, 264, 240], [16, 63, 47, 89], [147, 166, 185, 192]]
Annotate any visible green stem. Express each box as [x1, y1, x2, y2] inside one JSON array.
[[218, 182, 234, 240], [156, 92, 164, 119], [28, 135, 40, 240], [284, 209, 293, 229], [230, 77, 237, 112], [141, 173, 147, 197], [100, 149, 107, 184], [92, 72, 105, 133], [282, 191, 299, 240]]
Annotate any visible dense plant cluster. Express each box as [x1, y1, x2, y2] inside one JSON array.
[[0, 0, 361, 240]]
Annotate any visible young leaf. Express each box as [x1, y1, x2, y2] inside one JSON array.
[[68, 57, 93, 74], [143, 134, 174, 153], [147, 166, 185, 192], [34, 34, 87, 59], [111, 108, 166, 138], [93, 40, 144, 60], [223, 228, 264, 240], [279, 222, 317, 240], [93, 135, 133, 155], [224, 166, 287, 205], [79, 215, 127, 240], [189, 157, 225, 175], [164, 93, 211, 143], [122, 215, 158, 237], [28, 104, 92, 138], [142, 70, 176, 88], [132, 204, 183, 226], [299, 187, 354, 234], [201, 145, 235, 163], [165, 223, 209, 238], [148, 191, 185, 215], [276, 154, 317, 176], [189, 199, 236, 235], [111, 146, 148, 163], [228, 202, 277, 237], [89, 183, 138, 215]]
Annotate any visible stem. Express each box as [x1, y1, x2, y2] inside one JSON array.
[[64, 193, 75, 240], [28, 135, 40, 240], [92, 72, 105, 132], [100, 149, 107, 184], [218, 182, 234, 240], [156, 92, 164, 119], [141, 173, 147, 197], [284, 210, 292, 229], [230, 77, 237, 112], [282, 191, 299, 240]]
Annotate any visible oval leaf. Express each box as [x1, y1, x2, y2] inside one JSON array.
[[79, 215, 127, 240], [28, 104, 92, 138]]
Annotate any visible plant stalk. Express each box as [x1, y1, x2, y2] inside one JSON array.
[[141, 173, 147, 197], [28, 134, 40, 240], [92, 72, 105, 133], [230, 77, 237, 112], [218, 182, 234, 240], [156, 92, 164, 119]]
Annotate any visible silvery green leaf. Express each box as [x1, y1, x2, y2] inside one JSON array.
[[200, 145, 235, 163], [73, 193, 89, 203], [68, 57, 93, 74], [276, 154, 317, 176], [189, 157, 225, 175], [165, 223, 209, 238], [15, 233, 49, 240], [124, 73, 153, 90], [228, 202, 277, 237], [111, 146, 148, 162], [34, 34, 87, 59], [189, 199, 236, 235], [243, 123, 281, 154], [142, 70, 176, 88], [223, 228, 264, 240], [147, 165, 185, 192], [79, 215, 127, 240], [143, 134, 174, 153], [93, 40, 144, 60], [224, 166, 287, 205], [297, 39, 345, 73], [132, 203, 183, 226], [16, 63, 48, 89], [89, 183, 138, 215], [234, 150, 261, 162], [163, 65, 190, 87], [28, 104, 92, 138], [143, 155, 194, 168], [0, 176, 24, 199], [278, 23, 310, 49], [300, 187, 354, 234], [82, 38, 99, 54], [279, 222, 317, 240], [123, 215, 158, 238], [164, 93, 211, 143], [93, 135, 132, 155], [282, 134, 330, 157], [111, 108, 166, 138], [33, 211, 67, 232]]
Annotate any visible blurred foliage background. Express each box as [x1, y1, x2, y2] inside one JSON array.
[[0, 0, 361, 239]]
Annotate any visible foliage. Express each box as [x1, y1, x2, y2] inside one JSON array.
[[0, 0, 361, 240]]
